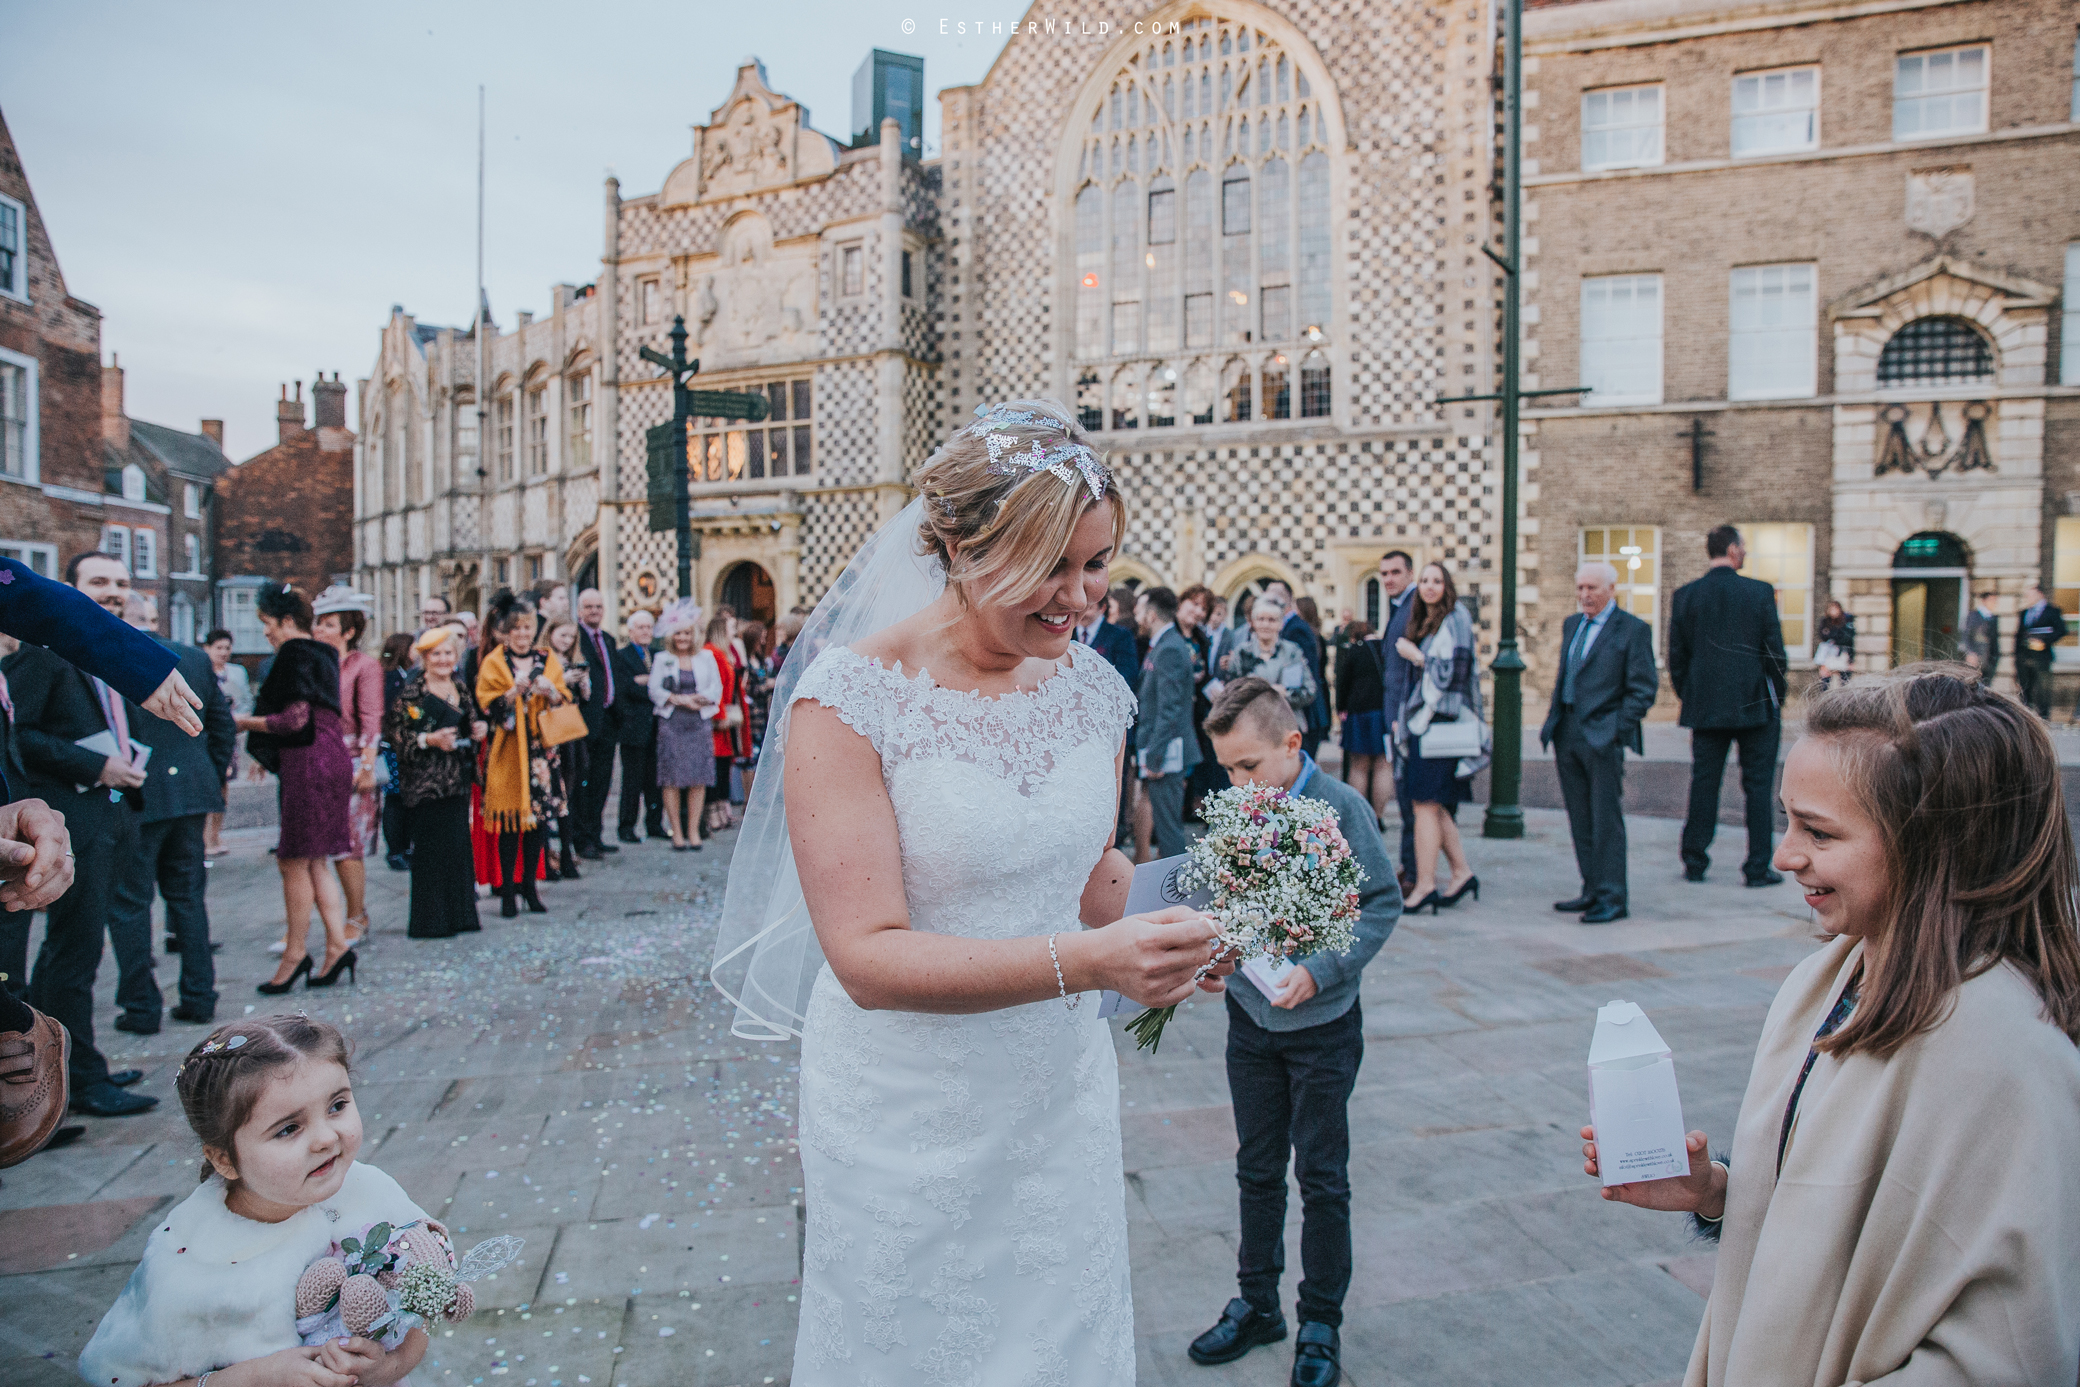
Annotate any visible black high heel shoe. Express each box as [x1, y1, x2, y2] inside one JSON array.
[[499, 889, 519, 919], [522, 885, 548, 914], [1403, 888, 1442, 915], [1441, 875, 1481, 906], [307, 949, 358, 988], [257, 956, 313, 994], [558, 850, 580, 882]]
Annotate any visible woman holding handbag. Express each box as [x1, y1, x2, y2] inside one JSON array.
[[476, 588, 578, 917], [1394, 562, 1486, 912], [312, 585, 383, 948]]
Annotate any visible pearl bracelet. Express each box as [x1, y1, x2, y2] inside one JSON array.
[[1047, 933, 1078, 1011]]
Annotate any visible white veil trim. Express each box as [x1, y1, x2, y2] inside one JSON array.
[[708, 495, 945, 1039]]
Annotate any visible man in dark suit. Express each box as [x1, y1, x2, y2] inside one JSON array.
[[572, 589, 621, 859], [1370, 551, 1425, 888], [2015, 584, 2066, 719], [1541, 562, 1660, 923], [110, 598, 234, 1031], [1135, 587, 1201, 859], [1080, 593, 1142, 850], [1267, 582, 1332, 760], [4, 553, 162, 1117], [1669, 525, 1789, 887], [614, 608, 666, 843], [1960, 590, 2000, 683]]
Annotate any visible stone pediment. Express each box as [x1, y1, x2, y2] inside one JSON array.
[[1828, 254, 2056, 322], [658, 60, 840, 209]]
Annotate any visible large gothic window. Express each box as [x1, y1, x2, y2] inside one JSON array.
[[1071, 14, 1335, 429]]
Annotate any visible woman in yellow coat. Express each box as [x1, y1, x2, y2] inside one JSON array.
[[1586, 667, 2080, 1386], [475, 588, 573, 917]]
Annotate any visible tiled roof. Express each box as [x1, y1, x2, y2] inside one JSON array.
[[131, 419, 229, 480]]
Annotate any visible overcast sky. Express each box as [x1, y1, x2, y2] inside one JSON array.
[[5, 1, 1018, 460]]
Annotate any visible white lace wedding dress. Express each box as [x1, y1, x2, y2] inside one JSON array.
[[788, 640, 1140, 1387]]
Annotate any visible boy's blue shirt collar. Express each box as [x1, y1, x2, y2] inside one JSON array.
[[1289, 751, 1318, 798]]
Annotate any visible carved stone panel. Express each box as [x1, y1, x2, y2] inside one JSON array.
[[1905, 168, 1974, 239], [657, 61, 841, 209], [684, 213, 820, 369]]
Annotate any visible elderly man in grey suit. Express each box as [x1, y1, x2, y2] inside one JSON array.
[[1136, 586, 1201, 859], [1541, 561, 1659, 924]]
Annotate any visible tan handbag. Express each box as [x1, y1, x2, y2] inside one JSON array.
[[536, 702, 590, 747], [720, 702, 745, 731]]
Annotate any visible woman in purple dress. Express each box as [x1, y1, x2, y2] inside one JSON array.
[[236, 584, 358, 992]]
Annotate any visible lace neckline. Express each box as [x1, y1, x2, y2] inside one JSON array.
[[835, 643, 1082, 706]]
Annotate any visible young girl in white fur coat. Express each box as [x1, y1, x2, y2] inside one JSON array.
[[80, 1016, 433, 1387]]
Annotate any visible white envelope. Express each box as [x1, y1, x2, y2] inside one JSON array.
[[1587, 999, 1690, 1187], [1240, 952, 1297, 999], [1099, 853, 1215, 1018], [73, 730, 151, 794]]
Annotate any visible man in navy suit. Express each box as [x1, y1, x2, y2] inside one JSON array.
[[1669, 525, 1789, 887], [1370, 551, 1425, 888], [572, 588, 621, 858], [1267, 582, 1331, 760], [1541, 561, 1659, 923], [1079, 594, 1141, 849], [2015, 583, 2067, 718], [614, 607, 666, 843]]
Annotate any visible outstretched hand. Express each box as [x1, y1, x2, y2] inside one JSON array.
[[142, 667, 204, 736], [1581, 1126, 1725, 1216]]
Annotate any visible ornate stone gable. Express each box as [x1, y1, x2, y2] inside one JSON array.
[[658, 60, 841, 208]]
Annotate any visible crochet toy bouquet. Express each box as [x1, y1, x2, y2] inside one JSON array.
[[1125, 780, 1365, 1052], [294, 1220, 524, 1347]]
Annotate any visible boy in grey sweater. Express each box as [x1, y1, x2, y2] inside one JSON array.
[[1187, 676, 1402, 1387]]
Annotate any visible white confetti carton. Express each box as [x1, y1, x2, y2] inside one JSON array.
[[1587, 1000, 1690, 1187]]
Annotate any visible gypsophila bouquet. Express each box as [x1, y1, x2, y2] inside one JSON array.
[[1126, 781, 1365, 1052]]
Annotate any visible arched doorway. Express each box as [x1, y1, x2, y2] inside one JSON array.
[[718, 561, 776, 626], [1891, 531, 1969, 666], [1226, 576, 1279, 631]]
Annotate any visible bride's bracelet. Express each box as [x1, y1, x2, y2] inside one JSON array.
[[1047, 933, 1079, 1011]]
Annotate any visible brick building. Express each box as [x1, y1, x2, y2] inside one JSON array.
[[0, 105, 107, 581], [214, 377, 355, 655], [1519, 0, 2080, 704], [354, 289, 603, 635], [98, 355, 227, 641]]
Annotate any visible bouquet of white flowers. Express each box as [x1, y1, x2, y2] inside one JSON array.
[[1125, 781, 1366, 1052]]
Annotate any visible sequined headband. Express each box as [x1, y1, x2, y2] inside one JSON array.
[[960, 404, 1111, 507]]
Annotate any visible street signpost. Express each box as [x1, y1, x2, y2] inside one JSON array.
[[1437, 0, 1584, 840], [640, 314, 769, 603]]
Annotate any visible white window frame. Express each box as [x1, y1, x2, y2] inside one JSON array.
[[1731, 66, 1819, 157], [1579, 525, 1662, 656], [121, 462, 146, 501], [838, 243, 864, 298], [1893, 45, 1989, 141], [1580, 274, 1664, 406], [99, 524, 130, 569], [2063, 243, 2080, 388], [169, 591, 195, 645], [1582, 84, 1665, 171], [0, 191, 25, 302], [1736, 523, 1815, 658], [183, 481, 201, 518], [0, 539, 57, 576], [1729, 263, 1818, 400], [218, 582, 269, 655], [131, 527, 157, 579], [0, 344, 38, 485], [181, 532, 202, 576]]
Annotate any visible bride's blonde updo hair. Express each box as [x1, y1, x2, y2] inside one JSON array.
[[912, 398, 1128, 607]]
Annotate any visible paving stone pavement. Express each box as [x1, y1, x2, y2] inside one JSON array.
[[0, 802, 1822, 1387]]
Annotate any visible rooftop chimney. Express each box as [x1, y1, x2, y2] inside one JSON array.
[[199, 419, 224, 449], [312, 372, 347, 430], [277, 382, 306, 443], [102, 354, 129, 450]]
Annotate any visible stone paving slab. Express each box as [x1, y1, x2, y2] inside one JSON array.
[[0, 797, 1820, 1387]]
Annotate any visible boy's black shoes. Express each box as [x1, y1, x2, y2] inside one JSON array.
[[1189, 1297, 1287, 1365], [1291, 1322, 1342, 1387]]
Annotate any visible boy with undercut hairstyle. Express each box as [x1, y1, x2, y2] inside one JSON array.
[[1187, 676, 1402, 1387]]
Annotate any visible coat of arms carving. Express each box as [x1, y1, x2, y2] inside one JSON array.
[[1905, 169, 1974, 239]]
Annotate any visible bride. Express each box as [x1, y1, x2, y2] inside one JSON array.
[[712, 398, 1229, 1384]]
